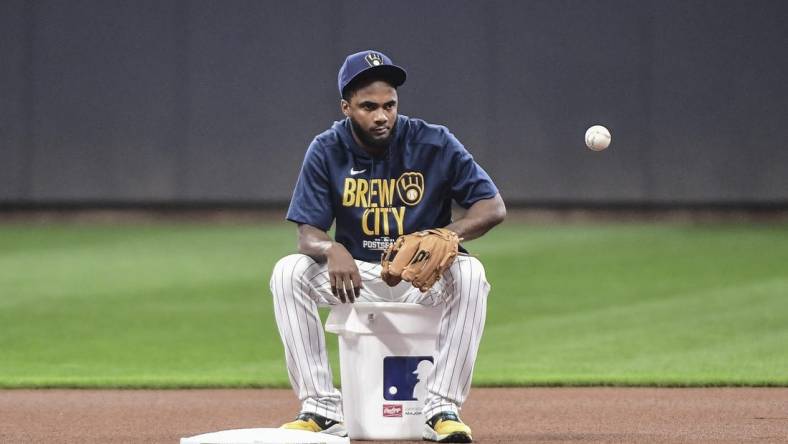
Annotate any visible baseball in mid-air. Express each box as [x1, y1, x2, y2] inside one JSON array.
[[585, 125, 611, 151]]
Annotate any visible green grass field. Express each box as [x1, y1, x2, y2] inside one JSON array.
[[1, 222, 786, 388]]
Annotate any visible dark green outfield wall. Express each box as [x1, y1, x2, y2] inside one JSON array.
[[1, 0, 786, 205]]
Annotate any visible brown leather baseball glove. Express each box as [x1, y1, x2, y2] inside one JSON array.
[[380, 228, 460, 292]]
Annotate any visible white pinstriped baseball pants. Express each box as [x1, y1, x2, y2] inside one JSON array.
[[270, 253, 490, 422]]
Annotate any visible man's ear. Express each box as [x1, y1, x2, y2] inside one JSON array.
[[340, 99, 351, 117]]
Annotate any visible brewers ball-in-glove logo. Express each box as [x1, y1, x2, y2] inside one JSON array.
[[396, 172, 424, 206], [365, 52, 383, 66]]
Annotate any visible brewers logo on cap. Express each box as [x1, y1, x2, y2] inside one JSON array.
[[338, 50, 406, 97], [365, 52, 383, 67]]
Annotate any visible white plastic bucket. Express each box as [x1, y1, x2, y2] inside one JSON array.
[[325, 302, 441, 440]]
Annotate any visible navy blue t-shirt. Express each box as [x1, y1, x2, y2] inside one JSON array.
[[286, 115, 498, 262]]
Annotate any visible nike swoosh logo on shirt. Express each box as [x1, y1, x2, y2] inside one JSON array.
[[350, 168, 366, 175]]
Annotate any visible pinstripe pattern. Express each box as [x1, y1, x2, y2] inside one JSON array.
[[270, 253, 489, 422]]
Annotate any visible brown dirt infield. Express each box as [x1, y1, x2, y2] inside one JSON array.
[[1, 388, 786, 443]]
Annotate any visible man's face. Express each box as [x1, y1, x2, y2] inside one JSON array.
[[341, 81, 398, 150]]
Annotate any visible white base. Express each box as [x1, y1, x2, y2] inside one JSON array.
[[180, 428, 350, 444]]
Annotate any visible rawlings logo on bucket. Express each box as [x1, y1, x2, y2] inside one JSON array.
[[383, 404, 403, 417]]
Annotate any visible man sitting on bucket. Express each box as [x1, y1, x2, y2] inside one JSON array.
[[270, 49, 506, 443]]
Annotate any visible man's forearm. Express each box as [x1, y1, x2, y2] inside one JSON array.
[[297, 224, 335, 262], [445, 218, 495, 242], [445, 194, 506, 242]]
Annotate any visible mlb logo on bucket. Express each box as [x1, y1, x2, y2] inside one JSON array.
[[383, 404, 403, 417], [383, 356, 434, 401]]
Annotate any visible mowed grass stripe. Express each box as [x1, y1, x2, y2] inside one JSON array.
[[478, 279, 788, 385], [0, 223, 786, 388]]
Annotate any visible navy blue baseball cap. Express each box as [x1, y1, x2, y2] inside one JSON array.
[[338, 50, 407, 98]]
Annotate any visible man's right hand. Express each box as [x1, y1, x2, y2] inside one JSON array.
[[325, 242, 361, 303]]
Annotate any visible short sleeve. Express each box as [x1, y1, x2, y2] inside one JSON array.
[[445, 132, 499, 208], [286, 140, 334, 230]]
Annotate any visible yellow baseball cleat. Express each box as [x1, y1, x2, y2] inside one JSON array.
[[281, 412, 347, 437], [423, 412, 473, 443]]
